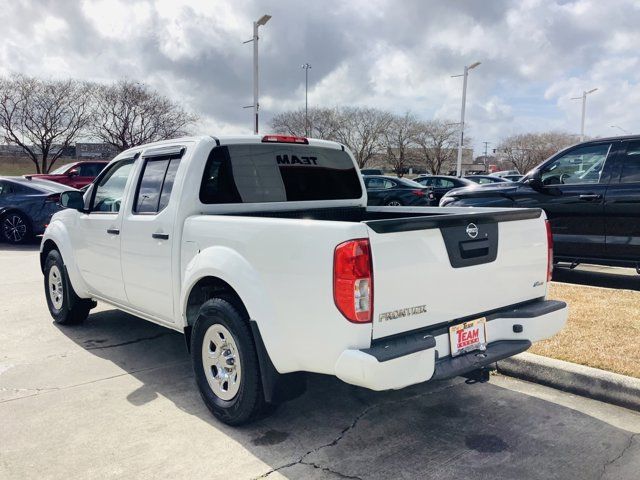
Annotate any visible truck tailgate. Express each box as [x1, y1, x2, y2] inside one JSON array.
[[365, 209, 548, 340]]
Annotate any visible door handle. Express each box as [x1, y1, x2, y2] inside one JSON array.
[[106, 228, 120, 235], [579, 194, 602, 201], [152, 233, 170, 240]]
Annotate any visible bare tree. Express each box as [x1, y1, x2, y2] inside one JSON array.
[[333, 107, 393, 169], [0, 75, 93, 173], [412, 120, 460, 174], [271, 107, 340, 139], [383, 112, 418, 177], [91, 80, 197, 152], [497, 132, 578, 173]]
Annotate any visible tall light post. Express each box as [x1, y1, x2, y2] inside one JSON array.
[[452, 61, 481, 177], [244, 14, 271, 134], [301, 63, 312, 136], [571, 87, 597, 142]]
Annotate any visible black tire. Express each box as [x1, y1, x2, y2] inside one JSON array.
[[1, 211, 32, 244], [191, 298, 266, 425], [44, 249, 92, 325], [385, 198, 403, 206]]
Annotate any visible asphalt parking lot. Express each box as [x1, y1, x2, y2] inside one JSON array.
[[1, 245, 639, 480]]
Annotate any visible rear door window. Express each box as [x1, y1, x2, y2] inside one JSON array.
[[134, 157, 181, 214], [200, 144, 362, 204], [619, 141, 640, 183]]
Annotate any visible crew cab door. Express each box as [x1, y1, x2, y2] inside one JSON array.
[[536, 141, 616, 258], [75, 158, 136, 302], [120, 147, 184, 322], [604, 140, 640, 260]]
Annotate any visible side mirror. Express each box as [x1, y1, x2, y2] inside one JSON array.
[[526, 171, 544, 191], [68, 169, 79, 177], [60, 191, 85, 211]]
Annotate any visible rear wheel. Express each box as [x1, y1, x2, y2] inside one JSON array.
[[44, 249, 92, 325], [1, 211, 31, 244], [385, 199, 403, 206], [191, 298, 266, 425]]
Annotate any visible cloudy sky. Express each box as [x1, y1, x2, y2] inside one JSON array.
[[1, 0, 639, 153]]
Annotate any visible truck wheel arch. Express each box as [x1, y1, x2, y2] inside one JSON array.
[[184, 275, 307, 404], [40, 239, 59, 272]]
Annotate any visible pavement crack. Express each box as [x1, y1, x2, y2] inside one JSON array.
[[300, 460, 364, 479], [85, 332, 174, 350], [0, 360, 189, 404], [600, 432, 637, 480], [254, 382, 459, 479]]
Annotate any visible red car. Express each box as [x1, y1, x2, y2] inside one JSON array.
[[27, 161, 108, 189]]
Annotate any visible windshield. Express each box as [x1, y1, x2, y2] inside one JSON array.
[[49, 164, 73, 174]]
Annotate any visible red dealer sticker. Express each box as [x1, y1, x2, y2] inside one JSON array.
[[449, 318, 487, 357]]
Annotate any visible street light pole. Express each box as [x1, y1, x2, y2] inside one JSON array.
[[610, 125, 630, 135], [244, 14, 271, 134], [301, 63, 311, 136], [571, 87, 597, 142], [453, 61, 480, 177]]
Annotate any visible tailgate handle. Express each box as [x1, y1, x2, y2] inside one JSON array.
[[460, 239, 489, 259]]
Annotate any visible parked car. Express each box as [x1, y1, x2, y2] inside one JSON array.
[[464, 175, 510, 185], [413, 175, 476, 202], [440, 136, 640, 268], [41, 134, 566, 425], [26, 160, 108, 189], [0, 177, 70, 243], [363, 175, 436, 206], [360, 168, 384, 175]]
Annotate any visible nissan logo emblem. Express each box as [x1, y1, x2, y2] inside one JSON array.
[[466, 223, 479, 239]]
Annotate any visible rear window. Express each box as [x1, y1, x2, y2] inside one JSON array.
[[200, 144, 362, 204]]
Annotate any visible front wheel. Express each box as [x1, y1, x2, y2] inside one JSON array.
[[385, 199, 403, 206], [191, 298, 266, 425], [44, 250, 92, 325]]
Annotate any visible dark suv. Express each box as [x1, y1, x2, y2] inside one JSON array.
[[440, 136, 640, 269]]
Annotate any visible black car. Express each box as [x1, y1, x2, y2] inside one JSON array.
[[0, 177, 69, 243], [464, 175, 510, 185], [363, 175, 436, 206], [413, 175, 476, 202], [440, 136, 640, 268]]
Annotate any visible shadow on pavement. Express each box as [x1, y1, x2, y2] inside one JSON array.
[[0, 240, 41, 252], [55, 307, 639, 480], [553, 265, 640, 291]]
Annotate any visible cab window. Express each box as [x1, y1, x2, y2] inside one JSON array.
[[77, 163, 105, 177], [540, 143, 612, 185], [91, 159, 135, 212]]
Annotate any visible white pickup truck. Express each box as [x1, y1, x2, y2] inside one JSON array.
[[41, 134, 567, 425]]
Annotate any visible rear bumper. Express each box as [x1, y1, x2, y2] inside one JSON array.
[[334, 299, 567, 391]]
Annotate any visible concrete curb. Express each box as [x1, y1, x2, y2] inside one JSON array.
[[496, 352, 640, 412]]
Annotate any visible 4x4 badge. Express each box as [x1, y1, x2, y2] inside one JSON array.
[[466, 223, 479, 239]]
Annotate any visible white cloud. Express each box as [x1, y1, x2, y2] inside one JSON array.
[[2, 0, 640, 152]]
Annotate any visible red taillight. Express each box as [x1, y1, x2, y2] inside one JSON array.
[[45, 193, 61, 203], [546, 220, 553, 282], [333, 239, 373, 323], [262, 134, 309, 144], [411, 189, 425, 197]]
